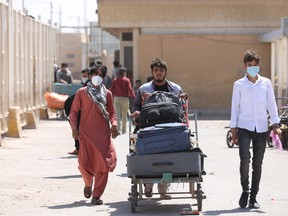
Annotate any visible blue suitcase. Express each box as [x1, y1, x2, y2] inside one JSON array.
[[135, 123, 192, 155]]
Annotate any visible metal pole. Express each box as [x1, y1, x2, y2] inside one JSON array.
[[50, 1, 53, 26], [59, 4, 62, 33], [84, 0, 89, 66], [8, 0, 14, 107]]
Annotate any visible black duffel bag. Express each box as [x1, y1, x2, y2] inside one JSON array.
[[139, 91, 184, 128]]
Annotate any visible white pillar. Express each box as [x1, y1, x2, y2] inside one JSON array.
[[271, 42, 276, 86], [133, 28, 139, 80]]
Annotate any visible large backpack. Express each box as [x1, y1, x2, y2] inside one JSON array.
[[139, 91, 185, 128]]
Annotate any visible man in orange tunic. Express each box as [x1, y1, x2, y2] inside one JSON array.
[[70, 65, 119, 205]]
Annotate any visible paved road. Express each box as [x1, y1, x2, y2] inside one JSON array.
[[0, 116, 287, 216]]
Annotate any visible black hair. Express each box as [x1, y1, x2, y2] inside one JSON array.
[[102, 65, 107, 77], [150, 58, 167, 71], [61, 63, 68, 68], [81, 68, 89, 73], [113, 60, 119, 67], [147, 75, 153, 82], [89, 62, 95, 67], [89, 65, 106, 78], [243, 49, 260, 64]]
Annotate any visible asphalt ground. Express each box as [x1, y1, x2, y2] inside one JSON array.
[[0, 114, 288, 216]]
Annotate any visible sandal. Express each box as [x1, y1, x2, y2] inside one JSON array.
[[160, 194, 172, 200], [84, 186, 92, 199], [144, 188, 153, 198], [91, 197, 103, 205]]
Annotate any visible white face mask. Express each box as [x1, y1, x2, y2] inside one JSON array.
[[81, 77, 88, 83], [91, 76, 103, 86]]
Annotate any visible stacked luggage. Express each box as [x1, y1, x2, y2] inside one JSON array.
[[127, 91, 206, 213], [127, 91, 204, 178]]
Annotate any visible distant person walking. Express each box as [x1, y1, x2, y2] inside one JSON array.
[[56, 63, 73, 84], [110, 67, 135, 134], [230, 49, 282, 209], [69, 65, 119, 205], [102, 66, 112, 89], [64, 68, 90, 155], [111, 60, 121, 80], [133, 79, 142, 95], [53, 64, 59, 83]]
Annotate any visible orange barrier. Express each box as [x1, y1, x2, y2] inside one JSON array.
[[44, 92, 69, 109]]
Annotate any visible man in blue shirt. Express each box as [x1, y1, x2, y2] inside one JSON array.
[[230, 49, 282, 209]]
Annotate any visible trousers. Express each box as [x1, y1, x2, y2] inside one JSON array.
[[238, 128, 266, 198], [114, 96, 129, 133], [79, 165, 109, 198]]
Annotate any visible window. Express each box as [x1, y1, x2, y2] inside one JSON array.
[[67, 53, 75, 58], [122, 32, 133, 41]]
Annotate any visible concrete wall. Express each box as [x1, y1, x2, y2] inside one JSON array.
[[0, 2, 57, 135]]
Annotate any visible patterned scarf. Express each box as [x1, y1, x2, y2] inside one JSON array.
[[86, 81, 110, 127]]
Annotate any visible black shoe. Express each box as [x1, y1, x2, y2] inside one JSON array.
[[68, 149, 78, 155], [249, 198, 260, 209], [239, 192, 249, 208], [91, 197, 103, 205], [83, 186, 92, 199]]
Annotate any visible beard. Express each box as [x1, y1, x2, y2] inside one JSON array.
[[153, 76, 165, 83]]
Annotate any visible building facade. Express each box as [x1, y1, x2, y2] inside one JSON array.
[[97, 0, 288, 115]]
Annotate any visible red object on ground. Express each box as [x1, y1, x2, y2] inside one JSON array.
[[44, 92, 68, 109]]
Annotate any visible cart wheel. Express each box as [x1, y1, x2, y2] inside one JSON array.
[[196, 183, 203, 212], [129, 182, 138, 213], [226, 129, 234, 148]]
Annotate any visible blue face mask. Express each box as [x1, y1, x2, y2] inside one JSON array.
[[246, 66, 260, 77]]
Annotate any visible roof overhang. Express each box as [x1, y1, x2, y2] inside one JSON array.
[[260, 17, 288, 42]]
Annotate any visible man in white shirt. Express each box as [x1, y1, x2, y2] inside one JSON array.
[[230, 49, 282, 209]]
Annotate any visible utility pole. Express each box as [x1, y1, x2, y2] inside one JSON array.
[[50, 1, 53, 26], [22, 0, 24, 11], [59, 4, 62, 33], [84, 0, 89, 66]]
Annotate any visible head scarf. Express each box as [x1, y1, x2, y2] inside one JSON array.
[[86, 81, 110, 126]]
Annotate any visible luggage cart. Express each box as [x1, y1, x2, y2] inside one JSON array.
[[127, 113, 206, 213], [49, 83, 82, 119]]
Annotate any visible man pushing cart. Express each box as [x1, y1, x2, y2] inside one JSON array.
[[127, 58, 206, 213]]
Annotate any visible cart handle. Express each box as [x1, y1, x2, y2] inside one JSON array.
[[152, 162, 173, 166]]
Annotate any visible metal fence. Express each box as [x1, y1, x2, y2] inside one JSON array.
[[0, 2, 57, 134]]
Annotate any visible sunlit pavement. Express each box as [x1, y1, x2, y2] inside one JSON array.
[[0, 116, 287, 216]]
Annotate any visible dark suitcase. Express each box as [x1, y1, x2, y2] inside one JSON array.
[[126, 150, 202, 177], [135, 123, 192, 155]]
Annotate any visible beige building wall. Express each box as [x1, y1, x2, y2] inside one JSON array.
[[98, 0, 287, 32], [58, 33, 86, 80], [97, 0, 288, 115], [136, 35, 271, 111]]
